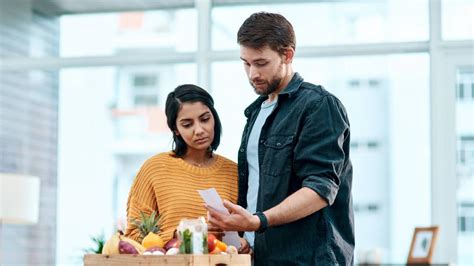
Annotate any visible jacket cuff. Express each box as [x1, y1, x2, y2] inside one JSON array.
[[302, 177, 339, 205]]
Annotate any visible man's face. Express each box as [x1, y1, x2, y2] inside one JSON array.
[[240, 46, 288, 96]]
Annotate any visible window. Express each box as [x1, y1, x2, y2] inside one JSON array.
[[458, 202, 474, 232], [60, 9, 197, 57], [457, 70, 474, 101], [212, 1, 428, 50], [131, 73, 159, 107], [458, 83, 465, 99], [442, 0, 474, 40], [458, 136, 474, 169], [455, 67, 474, 264]]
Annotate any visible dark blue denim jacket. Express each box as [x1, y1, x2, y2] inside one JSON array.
[[238, 73, 354, 266]]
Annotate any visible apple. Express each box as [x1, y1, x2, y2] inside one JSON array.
[[208, 233, 217, 252]]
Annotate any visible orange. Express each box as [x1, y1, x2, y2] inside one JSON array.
[[215, 240, 227, 252]]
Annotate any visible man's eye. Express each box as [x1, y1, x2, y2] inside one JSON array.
[[256, 62, 267, 67], [243, 62, 250, 67]]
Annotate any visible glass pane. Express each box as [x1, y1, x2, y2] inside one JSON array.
[[456, 68, 474, 265], [212, 1, 428, 50], [442, 0, 474, 40], [56, 63, 196, 264], [60, 9, 197, 57], [211, 53, 430, 263]]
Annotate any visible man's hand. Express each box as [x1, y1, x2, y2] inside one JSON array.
[[238, 237, 252, 255], [205, 200, 260, 232]]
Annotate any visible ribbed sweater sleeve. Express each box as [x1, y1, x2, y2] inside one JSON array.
[[124, 159, 159, 242], [124, 152, 238, 244]]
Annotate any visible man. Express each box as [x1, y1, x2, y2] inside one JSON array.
[[207, 12, 354, 265]]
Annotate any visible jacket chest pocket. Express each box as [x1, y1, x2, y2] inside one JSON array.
[[260, 135, 294, 177]]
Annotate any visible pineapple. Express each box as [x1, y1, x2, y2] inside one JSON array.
[[130, 210, 161, 242]]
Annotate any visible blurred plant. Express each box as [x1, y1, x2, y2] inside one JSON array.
[[83, 233, 106, 254]]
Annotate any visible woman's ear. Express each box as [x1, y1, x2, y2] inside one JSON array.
[[174, 130, 180, 136]]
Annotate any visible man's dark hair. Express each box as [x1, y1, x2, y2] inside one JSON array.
[[237, 12, 296, 55], [165, 84, 222, 157]]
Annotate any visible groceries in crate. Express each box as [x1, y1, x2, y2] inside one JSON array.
[[102, 230, 146, 255], [102, 214, 238, 256], [142, 246, 166, 255], [208, 232, 232, 254], [177, 217, 208, 254], [129, 211, 162, 245], [164, 237, 181, 250], [142, 231, 164, 249]]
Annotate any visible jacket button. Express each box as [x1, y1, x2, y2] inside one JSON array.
[[276, 142, 281, 146], [240, 148, 244, 152], [260, 140, 264, 143]]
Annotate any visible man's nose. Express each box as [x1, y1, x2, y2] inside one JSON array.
[[248, 66, 260, 80]]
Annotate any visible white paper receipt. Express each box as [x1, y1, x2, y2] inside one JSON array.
[[198, 188, 242, 248]]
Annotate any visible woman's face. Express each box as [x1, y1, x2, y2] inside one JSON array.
[[175, 101, 215, 153]]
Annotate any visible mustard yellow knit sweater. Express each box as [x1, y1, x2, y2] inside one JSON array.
[[124, 152, 238, 243]]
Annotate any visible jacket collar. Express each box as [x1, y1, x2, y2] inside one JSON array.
[[280, 72, 304, 98], [244, 72, 304, 118]]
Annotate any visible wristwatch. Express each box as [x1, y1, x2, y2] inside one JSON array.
[[254, 211, 268, 233]]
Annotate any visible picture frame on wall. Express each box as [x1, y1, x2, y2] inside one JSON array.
[[407, 226, 440, 264]]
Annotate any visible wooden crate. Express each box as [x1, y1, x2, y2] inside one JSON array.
[[84, 254, 251, 266]]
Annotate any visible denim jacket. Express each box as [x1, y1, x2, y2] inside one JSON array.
[[238, 73, 354, 265]]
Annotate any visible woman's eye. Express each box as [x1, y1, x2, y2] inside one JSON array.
[[182, 124, 191, 128]]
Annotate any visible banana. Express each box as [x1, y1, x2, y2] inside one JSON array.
[[102, 232, 120, 255]]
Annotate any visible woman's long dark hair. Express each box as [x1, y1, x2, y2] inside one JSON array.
[[165, 84, 222, 157]]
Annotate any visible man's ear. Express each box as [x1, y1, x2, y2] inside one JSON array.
[[283, 48, 295, 64]]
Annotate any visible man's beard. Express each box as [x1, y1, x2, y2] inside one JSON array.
[[250, 76, 282, 96]]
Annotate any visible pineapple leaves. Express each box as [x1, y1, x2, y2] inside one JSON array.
[[130, 210, 161, 241]]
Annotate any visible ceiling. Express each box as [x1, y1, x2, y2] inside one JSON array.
[[33, 0, 195, 15], [32, 0, 322, 15]]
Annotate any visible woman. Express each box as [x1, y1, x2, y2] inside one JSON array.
[[124, 84, 238, 245]]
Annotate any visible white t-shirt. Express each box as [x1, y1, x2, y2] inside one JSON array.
[[244, 97, 277, 247]]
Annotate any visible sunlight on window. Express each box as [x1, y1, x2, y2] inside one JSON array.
[[60, 9, 197, 57], [442, 0, 474, 40], [212, 1, 428, 50]]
